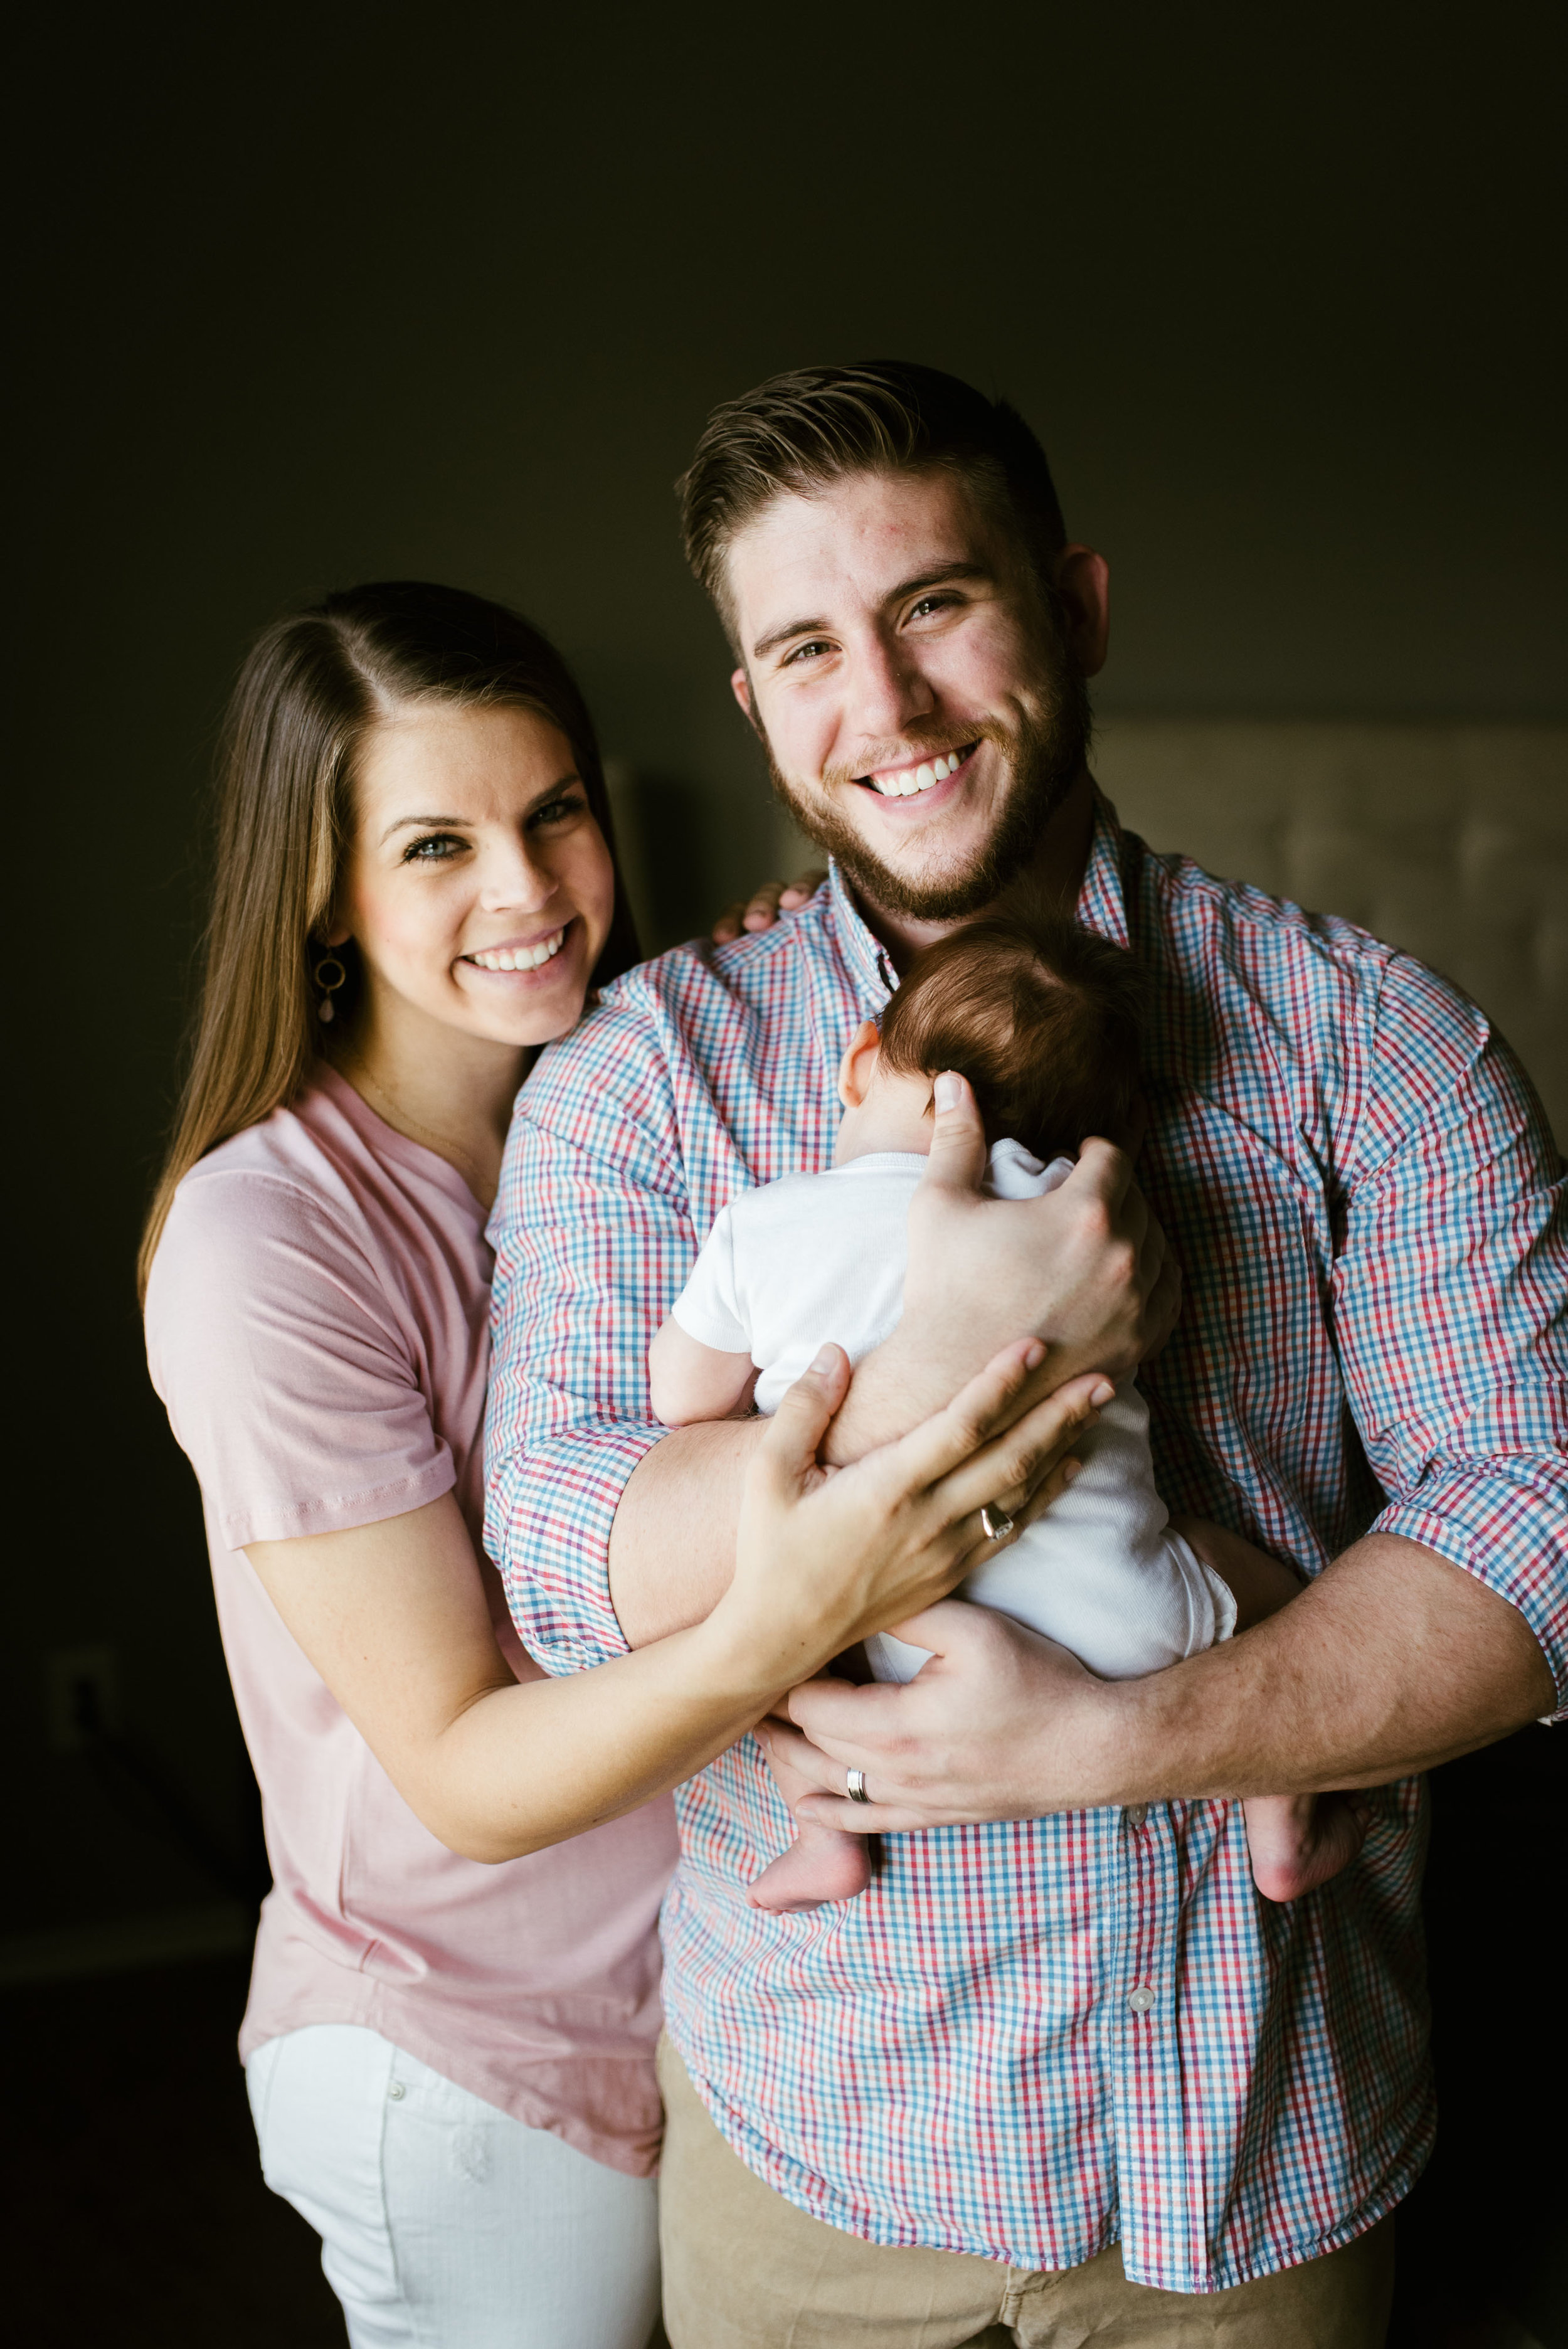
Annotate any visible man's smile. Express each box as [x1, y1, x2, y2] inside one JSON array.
[[858, 742, 980, 800]]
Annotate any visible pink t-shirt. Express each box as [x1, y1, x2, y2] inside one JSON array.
[[144, 1064, 678, 2176]]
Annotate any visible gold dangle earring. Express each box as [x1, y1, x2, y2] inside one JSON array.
[[313, 953, 347, 1024]]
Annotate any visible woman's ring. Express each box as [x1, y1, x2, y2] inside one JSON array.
[[980, 1503, 1017, 1542], [846, 1769, 870, 1804]]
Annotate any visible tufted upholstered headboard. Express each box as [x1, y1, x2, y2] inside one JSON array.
[[1093, 720, 1566, 1148]]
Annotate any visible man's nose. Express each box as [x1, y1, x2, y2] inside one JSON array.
[[845, 632, 936, 746]]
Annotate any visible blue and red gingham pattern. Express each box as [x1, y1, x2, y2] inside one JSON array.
[[485, 794, 1567, 2291]]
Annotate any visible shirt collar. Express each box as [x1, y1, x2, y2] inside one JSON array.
[[825, 787, 1131, 990]]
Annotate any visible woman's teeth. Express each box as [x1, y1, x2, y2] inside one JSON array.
[[871, 748, 969, 798], [468, 928, 566, 973]]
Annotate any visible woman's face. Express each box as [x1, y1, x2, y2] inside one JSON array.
[[334, 699, 617, 1051]]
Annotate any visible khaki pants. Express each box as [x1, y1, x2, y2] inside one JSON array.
[[657, 2037, 1394, 2348]]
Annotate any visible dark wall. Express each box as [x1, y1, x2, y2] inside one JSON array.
[[11, 8, 1564, 1929]]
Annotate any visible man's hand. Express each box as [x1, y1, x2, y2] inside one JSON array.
[[822, 1071, 1180, 1465], [765, 1535, 1557, 1830], [764, 1602, 1104, 1829]]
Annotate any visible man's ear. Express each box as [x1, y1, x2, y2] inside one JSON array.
[[1053, 544, 1111, 678], [836, 1019, 882, 1110], [730, 665, 756, 728]]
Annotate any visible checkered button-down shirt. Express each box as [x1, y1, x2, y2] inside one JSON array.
[[485, 793, 1567, 2291]]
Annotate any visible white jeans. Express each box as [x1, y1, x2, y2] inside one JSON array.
[[246, 2024, 662, 2349]]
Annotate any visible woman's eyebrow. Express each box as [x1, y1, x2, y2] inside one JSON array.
[[379, 813, 469, 844]]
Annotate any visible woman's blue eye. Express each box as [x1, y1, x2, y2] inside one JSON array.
[[529, 793, 588, 827], [404, 834, 464, 862]]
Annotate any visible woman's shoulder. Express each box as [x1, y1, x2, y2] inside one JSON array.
[[147, 1080, 385, 1339]]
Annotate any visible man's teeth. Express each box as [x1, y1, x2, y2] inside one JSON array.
[[469, 928, 566, 972], [871, 748, 967, 798]]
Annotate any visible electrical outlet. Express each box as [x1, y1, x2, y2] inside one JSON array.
[[45, 1645, 120, 1754]]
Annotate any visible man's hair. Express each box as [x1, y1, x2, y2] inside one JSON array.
[[877, 906, 1145, 1163], [678, 361, 1069, 643]]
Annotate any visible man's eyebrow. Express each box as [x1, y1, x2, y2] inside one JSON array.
[[750, 563, 991, 662], [376, 776, 582, 847]]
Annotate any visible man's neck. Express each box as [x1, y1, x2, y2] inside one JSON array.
[[849, 766, 1097, 972]]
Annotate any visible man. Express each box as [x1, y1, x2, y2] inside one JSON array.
[[485, 363, 1565, 2345]]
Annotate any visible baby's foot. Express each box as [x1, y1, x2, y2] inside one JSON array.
[[746, 1826, 872, 1914], [1243, 1791, 1369, 1904]]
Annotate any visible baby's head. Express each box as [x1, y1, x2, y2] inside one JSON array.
[[834, 908, 1146, 1166]]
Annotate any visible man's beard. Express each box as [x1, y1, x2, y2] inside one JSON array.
[[763, 650, 1093, 925]]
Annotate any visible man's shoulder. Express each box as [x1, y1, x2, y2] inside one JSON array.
[[1130, 833, 1525, 1157], [1138, 836, 1484, 1034], [515, 894, 839, 1155], [604, 886, 837, 1015]]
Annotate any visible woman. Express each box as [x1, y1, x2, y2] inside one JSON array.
[[140, 581, 1099, 2349]]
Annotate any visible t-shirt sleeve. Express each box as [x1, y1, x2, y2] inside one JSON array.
[[145, 1167, 457, 1550], [668, 1206, 751, 1354]]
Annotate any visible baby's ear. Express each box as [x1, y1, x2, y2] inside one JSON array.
[[836, 1019, 882, 1109]]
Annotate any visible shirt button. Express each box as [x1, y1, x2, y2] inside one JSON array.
[[1125, 1805, 1148, 1829], [388, 2081, 406, 2101], [1127, 1985, 1157, 2015]]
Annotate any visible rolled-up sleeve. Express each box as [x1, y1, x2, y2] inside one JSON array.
[[1329, 952, 1568, 1706], [484, 991, 699, 1674]]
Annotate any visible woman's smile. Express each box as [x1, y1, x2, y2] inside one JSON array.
[[462, 922, 569, 975]]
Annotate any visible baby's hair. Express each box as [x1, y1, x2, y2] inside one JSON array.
[[877, 904, 1147, 1162]]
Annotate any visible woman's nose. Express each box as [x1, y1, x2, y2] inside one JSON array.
[[478, 840, 557, 913]]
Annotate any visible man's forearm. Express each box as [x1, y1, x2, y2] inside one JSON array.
[[1098, 1534, 1555, 1803]]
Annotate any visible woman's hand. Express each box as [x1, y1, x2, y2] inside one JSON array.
[[714, 1337, 1112, 1684], [709, 869, 826, 943]]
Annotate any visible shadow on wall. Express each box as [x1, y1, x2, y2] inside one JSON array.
[[604, 758, 724, 957]]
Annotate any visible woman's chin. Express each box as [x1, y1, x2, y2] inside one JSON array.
[[456, 965, 591, 1049]]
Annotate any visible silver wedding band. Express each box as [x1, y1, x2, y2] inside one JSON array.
[[980, 1503, 1017, 1542], [845, 1768, 870, 1805]]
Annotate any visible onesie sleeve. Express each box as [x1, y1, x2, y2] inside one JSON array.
[[145, 1165, 456, 1550], [668, 1204, 751, 1354]]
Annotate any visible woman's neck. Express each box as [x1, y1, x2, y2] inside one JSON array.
[[334, 1002, 527, 1211]]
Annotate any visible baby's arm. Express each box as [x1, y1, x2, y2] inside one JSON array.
[[649, 1318, 757, 1428]]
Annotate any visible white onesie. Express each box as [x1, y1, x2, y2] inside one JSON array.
[[669, 1139, 1236, 1683]]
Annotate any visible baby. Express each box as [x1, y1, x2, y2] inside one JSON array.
[[650, 907, 1366, 1914]]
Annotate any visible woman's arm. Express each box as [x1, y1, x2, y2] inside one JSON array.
[[246, 1340, 1107, 1862]]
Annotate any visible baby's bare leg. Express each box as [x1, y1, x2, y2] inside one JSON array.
[[1170, 1515, 1368, 1904], [746, 1737, 871, 1914]]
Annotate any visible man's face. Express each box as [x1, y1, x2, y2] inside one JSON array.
[[726, 467, 1098, 923]]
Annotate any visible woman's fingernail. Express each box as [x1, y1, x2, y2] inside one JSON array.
[[1023, 1340, 1045, 1369], [934, 1071, 961, 1110], [1091, 1381, 1115, 1405], [1062, 1458, 1083, 1483], [810, 1344, 837, 1372]]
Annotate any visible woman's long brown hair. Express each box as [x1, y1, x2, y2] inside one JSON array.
[[137, 581, 640, 1300]]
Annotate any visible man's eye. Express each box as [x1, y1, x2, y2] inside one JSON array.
[[782, 639, 834, 667], [403, 834, 465, 862], [909, 594, 959, 620]]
